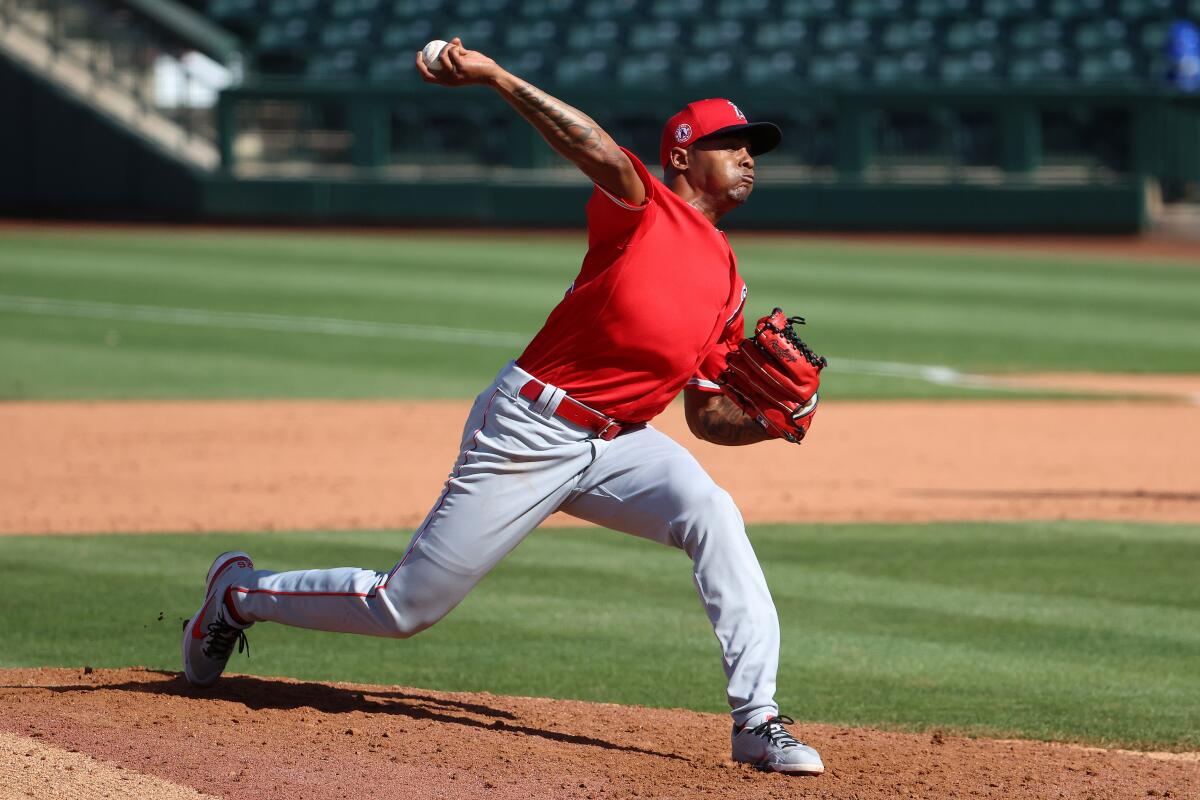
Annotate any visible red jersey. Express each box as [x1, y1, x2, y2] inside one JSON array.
[[516, 148, 748, 423]]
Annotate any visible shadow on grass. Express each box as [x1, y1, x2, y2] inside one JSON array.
[[8, 670, 688, 762]]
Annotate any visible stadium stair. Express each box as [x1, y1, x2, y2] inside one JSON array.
[[0, 0, 239, 170]]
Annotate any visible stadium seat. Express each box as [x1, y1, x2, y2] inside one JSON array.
[[754, 19, 808, 49], [939, 48, 1002, 81], [818, 19, 872, 51], [1048, 0, 1105, 19], [267, 0, 318, 19], [692, 20, 744, 49], [881, 20, 935, 51], [944, 20, 1000, 51], [873, 50, 935, 82], [1009, 48, 1072, 81], [618, 52, 674, 86], [648, 0, 704, 18], [320, 19, 374, 48], [583, 0, 639, 20], [208, 0, 260, 25], [369, 52, 426, 82], [849, 0, 905, 19], [390, 0, 448, 17], [307, 48, 363, 79], [681, 50, 737, 84], [1140, 20, 1173, 51], [1073, 19, 1129, 51], [807, 52, 865, 82], [328, 0, 381, 19], [517, 0, 576, 16], [1078, 48, 1138, 81], [258, 18, 312, 51], [505, 20, 558, 50], [503, 50, 551, 82], [1010, 19, 1065, 50], [566, 20, 619, 49], [1117, 0, 1174, 16], [555, 50, 613, 86], [380, 19, 435, 50], [779, 0, 838, 20], [207, 0, 1194, 94], [628, 20, 682, 50], [441, 19, 498, 49], [913, 0, 971, 19], [980, 0, 1036, 19], [714, 0, 771, 18], [742, 50, 805, 84]]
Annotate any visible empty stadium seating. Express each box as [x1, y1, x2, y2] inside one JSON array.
[[203, 0, 1200, 87]]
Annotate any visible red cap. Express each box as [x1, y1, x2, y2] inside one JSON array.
[[659, 98, 782, 171]]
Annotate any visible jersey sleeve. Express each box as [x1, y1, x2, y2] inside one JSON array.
[[584, 147, 656, 245], [689, 284, 748, 394]]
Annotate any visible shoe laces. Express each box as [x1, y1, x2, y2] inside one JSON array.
[[202, 615, 250, 661], [748, 714, 801, 749]]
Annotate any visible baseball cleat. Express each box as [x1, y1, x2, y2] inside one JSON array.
[[181, 551, 254, 688], [731, 714, 825, 775]]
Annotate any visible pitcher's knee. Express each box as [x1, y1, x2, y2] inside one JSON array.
[[691, 485, 742, 525], [670, 485, 744, 548], [374, 597, 451, 642]]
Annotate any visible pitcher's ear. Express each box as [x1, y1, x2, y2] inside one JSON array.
[[668, 146, 690, 172]]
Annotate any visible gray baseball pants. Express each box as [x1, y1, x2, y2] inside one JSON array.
[[230, 361, 781, 726]]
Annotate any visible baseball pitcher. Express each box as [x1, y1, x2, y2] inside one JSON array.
[[183, 38, 827, 775]]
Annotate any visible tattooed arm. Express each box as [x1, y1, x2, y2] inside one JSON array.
[[684, 389, 772, 447], [415, 38, 645, 206]]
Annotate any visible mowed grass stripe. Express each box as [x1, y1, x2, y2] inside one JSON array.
[[0, 294, 1071, 397], [2, 229, 1198, 399], [1, 521, 1196, 749], [0, 295, 530, 347]]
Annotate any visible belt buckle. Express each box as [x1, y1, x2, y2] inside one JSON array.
[[597, 419, 620, 441]]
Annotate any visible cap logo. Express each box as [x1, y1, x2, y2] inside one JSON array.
[[674, 123, 693, 143], [728, 101, 746, 121]]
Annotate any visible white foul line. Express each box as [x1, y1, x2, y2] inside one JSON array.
[[828, 357, 1030, 391], [0, 294, 530, 348], [0, 293, 1025, 391]]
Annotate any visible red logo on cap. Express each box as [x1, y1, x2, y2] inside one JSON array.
[[674, 123, 693, 143], [728, 101, 746, 121]]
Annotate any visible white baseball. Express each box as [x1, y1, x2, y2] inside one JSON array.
[[421, 39, 449, 72]]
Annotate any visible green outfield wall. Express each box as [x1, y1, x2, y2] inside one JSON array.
[[200, 175, 1146, 232]]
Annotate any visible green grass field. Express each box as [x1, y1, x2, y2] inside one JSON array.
[[2, 227, 1198, 750], [2, 524, 1197, 750], [1, 228, 1197, 400]]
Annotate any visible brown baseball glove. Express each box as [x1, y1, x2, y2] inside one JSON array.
[[717, 308, 827, 444]]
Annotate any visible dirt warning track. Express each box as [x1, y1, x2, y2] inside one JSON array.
[[1, 668, 1196, 800]]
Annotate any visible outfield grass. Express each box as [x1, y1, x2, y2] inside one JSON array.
[[2, 522, 1197, 750], [1, 229, 1197, 400]]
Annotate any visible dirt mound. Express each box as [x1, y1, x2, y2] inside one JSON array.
[[5, 397, 1200, 536], [0, 668, 1195, 800], [0, 730, 219, 800]]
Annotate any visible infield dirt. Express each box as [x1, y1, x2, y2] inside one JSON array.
[[2, 667, 1197, 800], [5, 391, 1200, 536], [4, 390, 1199, 798]]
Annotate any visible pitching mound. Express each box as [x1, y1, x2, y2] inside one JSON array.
[[1, 668, 1195, 800]]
